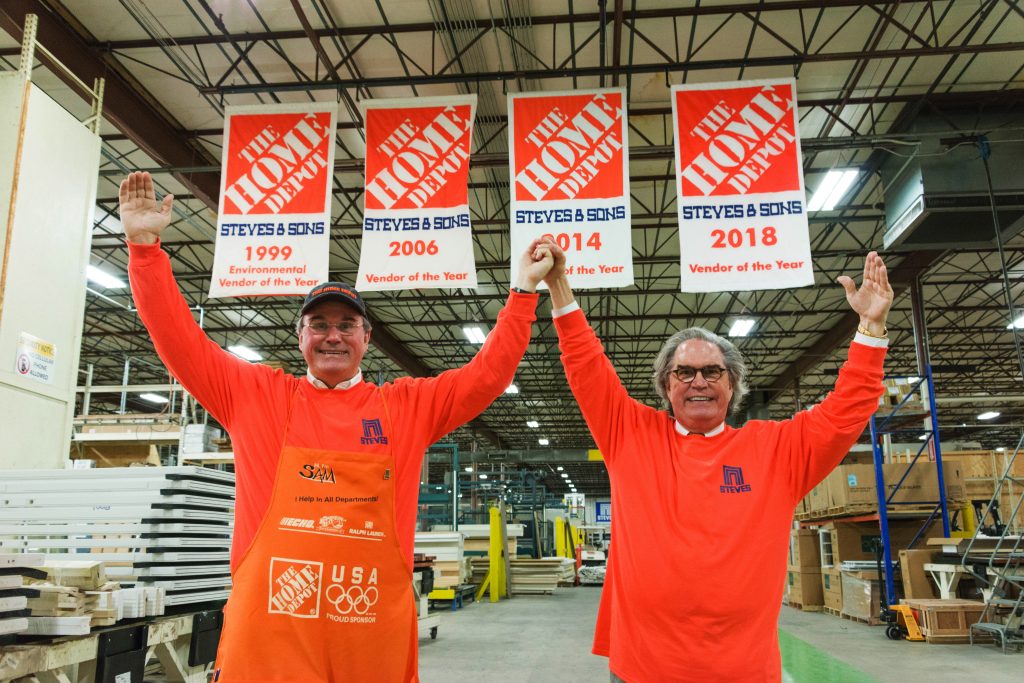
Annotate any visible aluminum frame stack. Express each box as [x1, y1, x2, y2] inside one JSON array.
[[0, 466, 234, 607]]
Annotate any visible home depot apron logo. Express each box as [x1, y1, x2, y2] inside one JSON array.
[[267, 558, 323, 618], [325, 564, 380, 624]]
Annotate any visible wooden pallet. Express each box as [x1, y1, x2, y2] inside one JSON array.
[[786, 601, 823, 613], [823, 607, 842, 618], [840, 611, 881, 626]]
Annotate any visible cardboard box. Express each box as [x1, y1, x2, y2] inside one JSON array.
[[899, 548, 938, 599], [841, 571, 881, 623], [821, 520, 941, 565], [902, 598, 987, 643], [789, 529, 821, 568], [786, 565, 824, 607], [808, 481, 831, 515], [821, 568, 843, 611], [827, 462, 963, 510]]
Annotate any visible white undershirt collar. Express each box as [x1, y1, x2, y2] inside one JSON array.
[[306, 368, 363, 390], [675, 420, 726, 437]]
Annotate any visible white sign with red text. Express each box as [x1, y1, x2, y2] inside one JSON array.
[[357, 96, 477, 291], [672, 78, 812, 292], [508, 89, 632, 289], [209, 102, 337, 298]]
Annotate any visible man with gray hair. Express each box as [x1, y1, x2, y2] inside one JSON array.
[[542, 242, 893, 682]]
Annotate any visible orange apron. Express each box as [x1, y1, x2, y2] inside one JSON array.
[[213, 387, 417, 682]]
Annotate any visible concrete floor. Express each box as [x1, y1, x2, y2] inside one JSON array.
[[417, 586, 1021, 682]]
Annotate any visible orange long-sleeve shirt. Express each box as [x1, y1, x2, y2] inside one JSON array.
[[128, 241, 537, 571], [555, 307, 885, 682]]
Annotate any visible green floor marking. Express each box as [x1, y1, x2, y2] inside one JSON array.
[[779, 630, 881, 683]]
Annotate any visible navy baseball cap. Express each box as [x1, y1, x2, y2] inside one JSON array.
[[300, 282, 367, 318]]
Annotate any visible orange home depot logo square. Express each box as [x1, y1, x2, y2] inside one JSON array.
[[675, 83, 799, 197], [268, 557, 323, 618], [222, 111, 333, 215], [364, 104, 473, 210], [512, 92, 625, 202]]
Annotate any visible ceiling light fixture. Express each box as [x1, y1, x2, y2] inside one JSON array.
[[978, 411, 1000, 420], [807, 169, 859, 211], [556, 466, 564, 471], [139, 392, 168, 404], [505, 384, 519, 394], [86, 265, 126, 289], [527, 420, 539, 428], [462, 326, 487, 344], [464, 466, 473, 473], [1006, 315, 1024, 330], [479, 474, 488, 480], [539, 438, 549, 446], [728, 319, 755, 337], [228, 345, 262, 362], [560, 473, 568, 478]]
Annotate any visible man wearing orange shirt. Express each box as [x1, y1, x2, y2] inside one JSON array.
[[119, 171, 554, 682], [543, 242, 893, 682]]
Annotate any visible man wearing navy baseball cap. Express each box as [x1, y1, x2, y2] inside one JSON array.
[[119, 170, 555, 681]]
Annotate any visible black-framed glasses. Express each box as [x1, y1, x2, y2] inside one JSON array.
[[670, 365, 728, 383], [304, 321, 363, 336]]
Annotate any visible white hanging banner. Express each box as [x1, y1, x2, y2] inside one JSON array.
[[508, 88, 633, 289], [209, 102, 337, 298], [357, 96, 478, 291], [672, 78, 812, 292]]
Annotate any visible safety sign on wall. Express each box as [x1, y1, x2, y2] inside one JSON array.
[[357, 95, 478, 291], [508, 88, 633, 289], [209, 101, 337, 297], [672, 78, 812, 292], [15, 331, 55, 384]]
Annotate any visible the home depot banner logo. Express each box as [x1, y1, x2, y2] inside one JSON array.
[[672, 79, 812, 293], [356, 96, 478, 291], [508, 89, 633, 289], [209, 102, 337, 298]]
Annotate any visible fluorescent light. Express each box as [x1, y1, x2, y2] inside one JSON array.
[[464, 466, 473, 473], [808, 169, 859, 211], [139, 392, 168, 404], [556, 466, 564, 471], [539, 438, 550, 446], [996, 447, 1006, 452], [527, 420, 539, 428], [907, 376, 921, 384], [86, 265, 126, 289], [505, 384, 519, 394], [1006, 315, 1024, 329], [228, 345, 262, 362], [728, 319, 755, 337], [462, 325, 487, 344], [978, 411, 1000, 420], [918, 434, 928, 441], [560, 473, 568, 478], [479, 474, 488, 480]]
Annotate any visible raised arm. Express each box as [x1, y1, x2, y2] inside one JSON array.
[[543, 242, 646, 465], [121, 172, 270, 429], [388, 239, 554, 443], [783, 251, 892, 498]]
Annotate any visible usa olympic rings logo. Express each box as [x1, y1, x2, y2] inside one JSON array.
[[326, 583, 379, 615]]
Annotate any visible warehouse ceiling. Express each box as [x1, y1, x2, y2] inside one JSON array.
[[2, 0, 1024, 497]]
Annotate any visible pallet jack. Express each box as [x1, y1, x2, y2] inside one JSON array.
[[871, 539, 924, 641]]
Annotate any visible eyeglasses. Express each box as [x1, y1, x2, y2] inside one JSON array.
[[304, 321, 364, 336], [670, 365, 728, 383]]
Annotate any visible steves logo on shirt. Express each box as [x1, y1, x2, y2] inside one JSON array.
[[360, 418, 389, 445], [299, 463, 336, 483], [720, 465, 752, 493]]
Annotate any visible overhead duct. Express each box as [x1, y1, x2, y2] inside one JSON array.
[[881, 108, 1024, 251]]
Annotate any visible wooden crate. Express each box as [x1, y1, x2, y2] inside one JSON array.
[[902, 598, 987, 643]]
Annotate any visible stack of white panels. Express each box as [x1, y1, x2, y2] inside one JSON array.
[[0, 553, 44, 640], [0, 467, 234, 607]]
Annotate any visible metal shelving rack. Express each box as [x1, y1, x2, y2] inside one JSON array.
[[869, 365, 951, 603]]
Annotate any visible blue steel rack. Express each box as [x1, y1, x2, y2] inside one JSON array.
[[868, 364, 951, 603]]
